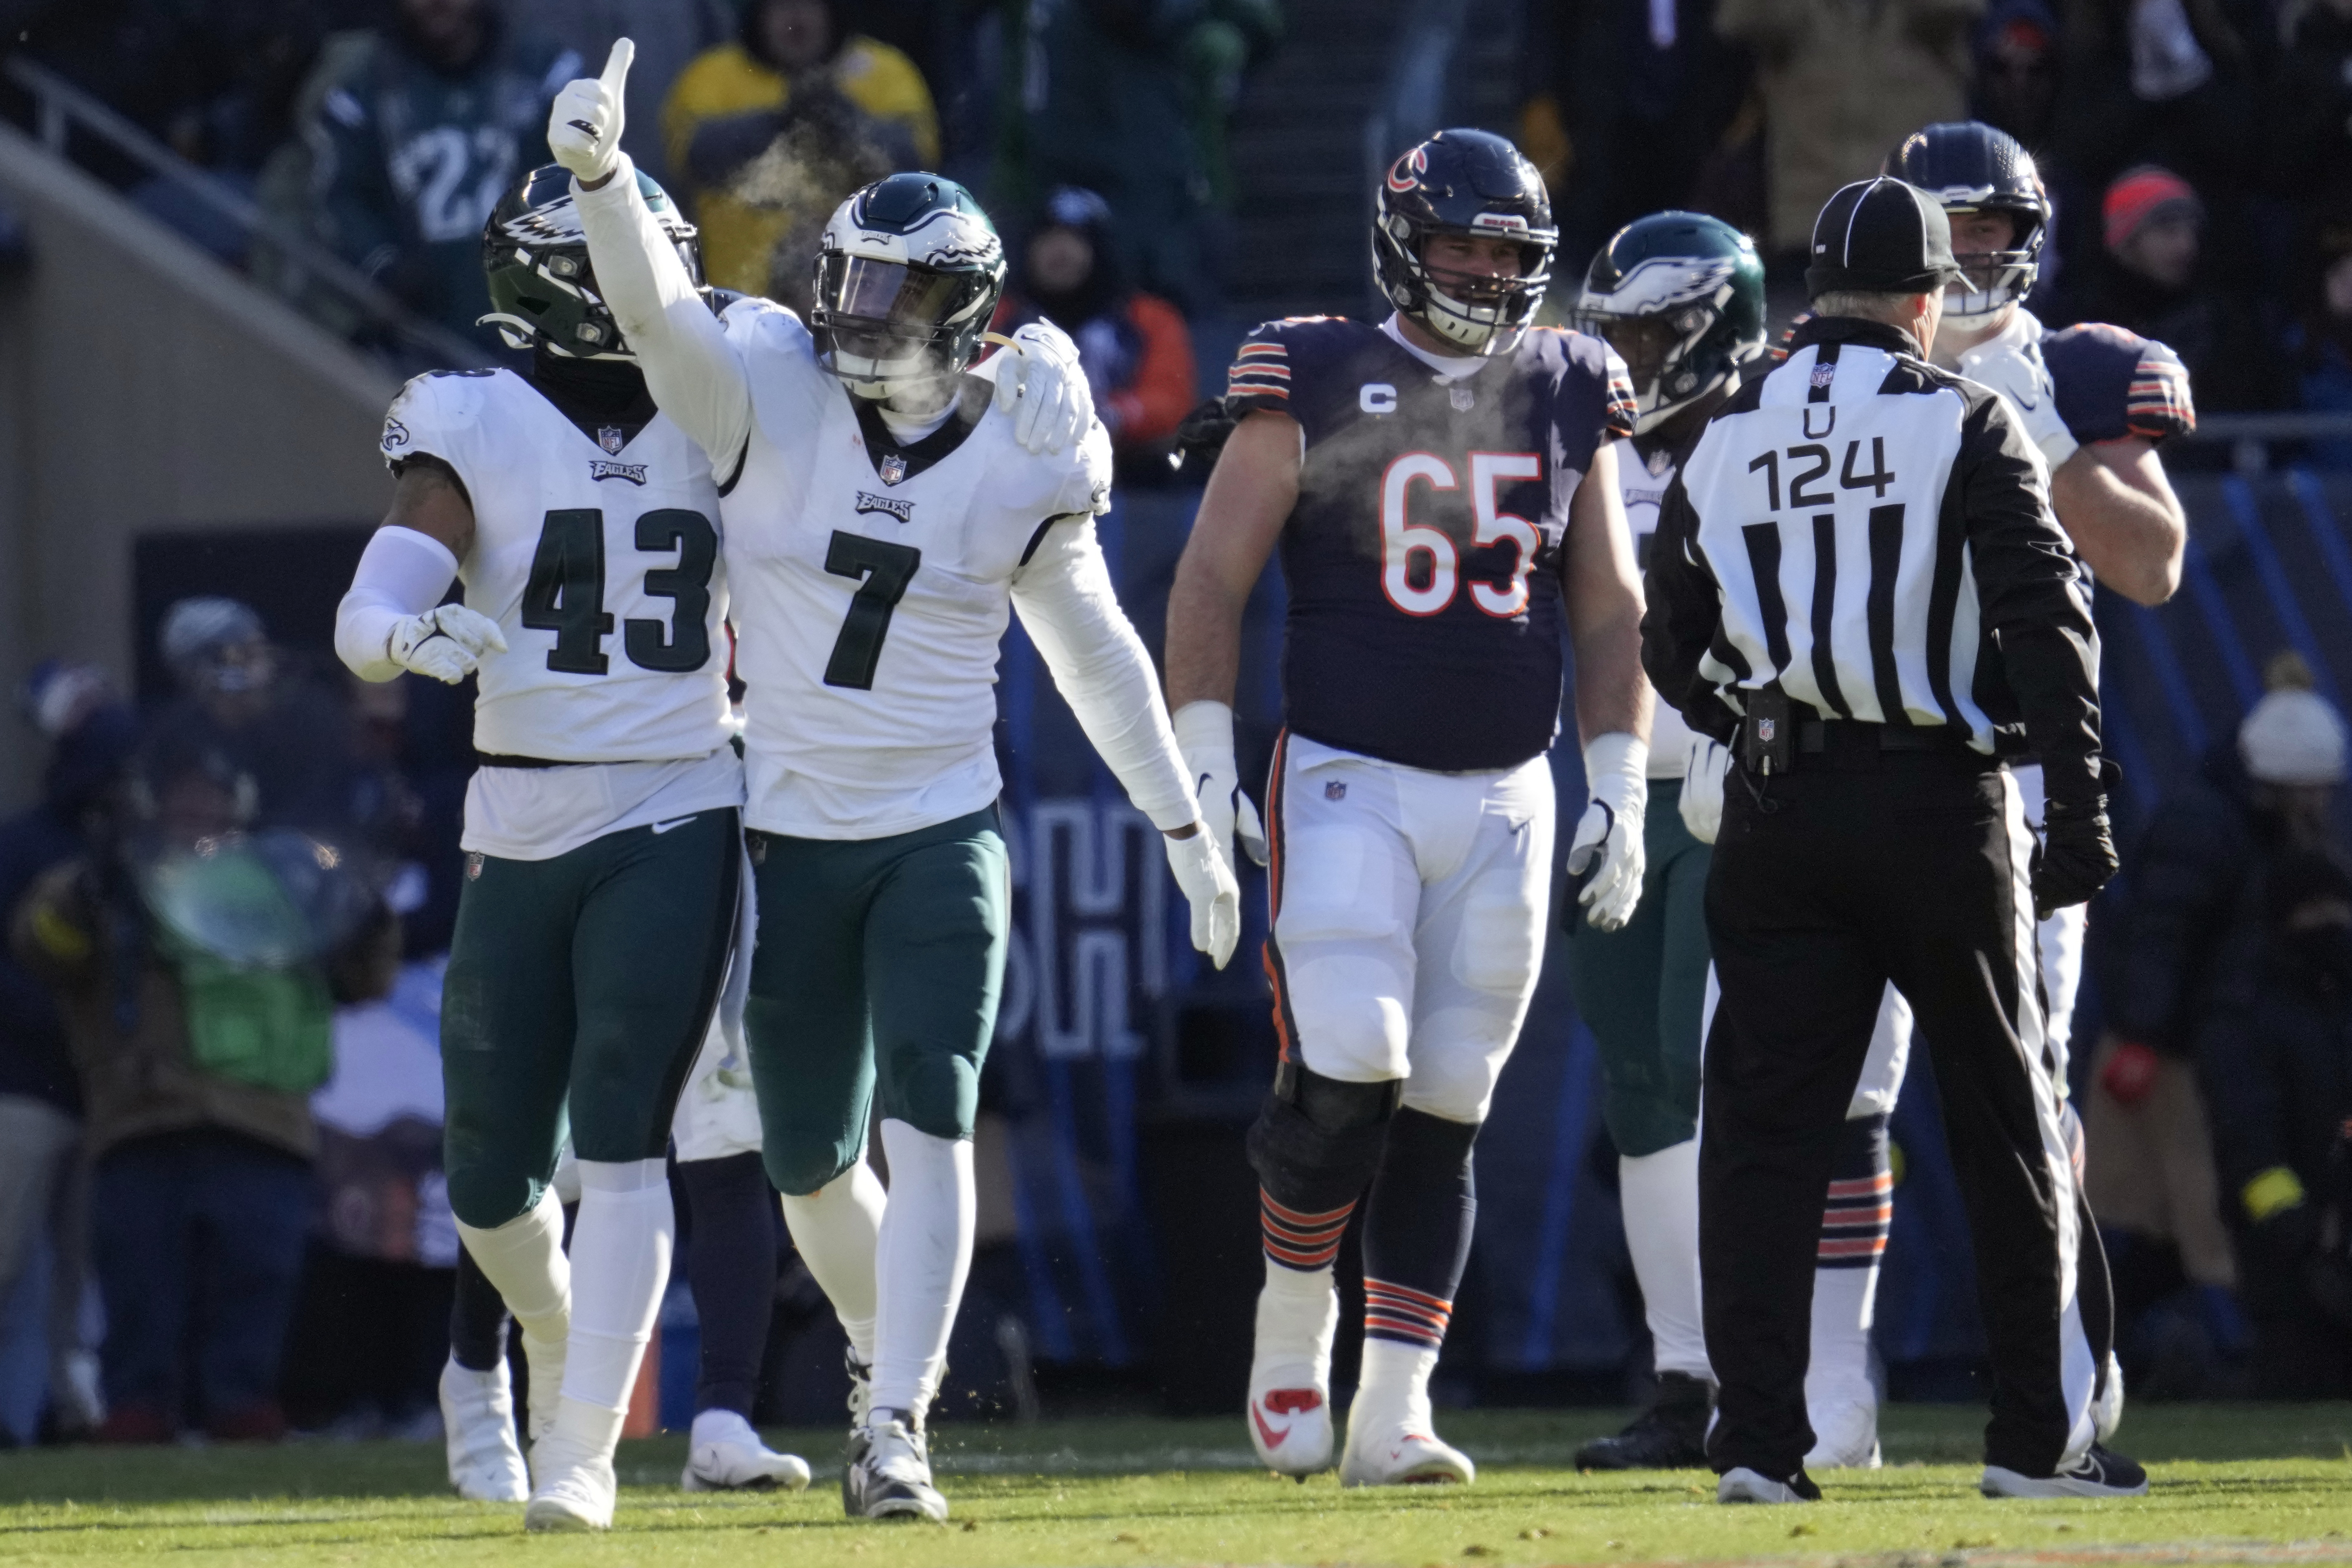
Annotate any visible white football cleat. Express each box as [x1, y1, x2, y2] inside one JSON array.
[[525, 1444, 615, 1532], [525, 1397, 619, 1532], [682, 1409, 812, 1492], [1339, 1421, 1475, 1487], [842, 1410, 948, 1521], [1248, 1382, 1334, 1477], [439, 1356, 528, 1502], [1803, 1397, 1882, 1470], [1246, 1272, 1339, 1477]]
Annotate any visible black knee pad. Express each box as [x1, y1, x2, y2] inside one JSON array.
[[1246, 1063, 1399, 1215]]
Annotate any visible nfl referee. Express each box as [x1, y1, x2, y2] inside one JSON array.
[[1643, 178, 2138, 1503]]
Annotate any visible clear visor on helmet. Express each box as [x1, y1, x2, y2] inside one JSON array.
[[814, 254, 982, 353]]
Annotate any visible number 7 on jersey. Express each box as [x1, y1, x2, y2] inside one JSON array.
[[822, 531, 922, 690]]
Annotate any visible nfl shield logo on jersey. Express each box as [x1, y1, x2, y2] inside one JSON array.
[[1758, 718, 1776, 743], [597, 426, 625, 455], [1449, 385, 1476, 413], [1325, 780, 1347, 801], [879, 453, 909, 486]]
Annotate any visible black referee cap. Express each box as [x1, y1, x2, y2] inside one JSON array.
[[1804, 177, 1965, 299]]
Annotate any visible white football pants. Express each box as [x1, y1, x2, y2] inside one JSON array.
[[1266, 733, 1554, 1123]]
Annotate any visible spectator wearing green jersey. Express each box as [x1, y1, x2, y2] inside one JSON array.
[[304, 0, 581, 349]]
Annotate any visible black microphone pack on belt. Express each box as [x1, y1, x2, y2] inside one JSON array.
[[1739, 688, 1795, 777]]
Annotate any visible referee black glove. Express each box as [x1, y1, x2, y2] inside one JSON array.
[[2033, 795, 2118, 920]]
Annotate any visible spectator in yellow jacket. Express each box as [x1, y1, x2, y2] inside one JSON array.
[[662, 0, 939, 300]]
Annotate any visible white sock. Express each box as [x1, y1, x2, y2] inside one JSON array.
[[1806, 1263, 1878, 1413], [455, 1186, 570, 1343], [561, 1158, 673, 1414], [869, 1120, 974, 1423], [1620, 1140, 1711, 1382], [1253, 1260, 1339, 1385], [780, 1162, 886, 1365], [1352, 1338, 1438, 1436]]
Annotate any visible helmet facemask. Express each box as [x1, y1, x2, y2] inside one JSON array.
[[1575, 301, 1732, 434], [810, 251, 997, 407], [1414, 231, 1551, 353], [1939, 204, 2043, 325]]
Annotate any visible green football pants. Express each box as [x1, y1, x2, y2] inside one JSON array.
[[743, 806, 1009, 1197], [1561, 779, 1713, 1158], [439, 807, 741, 1227]]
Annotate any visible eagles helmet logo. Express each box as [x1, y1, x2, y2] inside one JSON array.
[[879, 453, 908, 486]]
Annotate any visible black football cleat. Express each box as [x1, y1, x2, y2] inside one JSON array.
[[1575, 1371, 1713, 1471]]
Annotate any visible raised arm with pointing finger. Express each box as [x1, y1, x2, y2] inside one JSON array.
[[546, 40, 1094, 470]]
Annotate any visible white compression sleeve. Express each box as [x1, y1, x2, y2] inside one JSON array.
[[870, 1120, 975, 1422], [779, 1162, 886, 1364], [561, 1157, 674, 1414], [571, 156, 753, 471], [335, 525, 459, 682], [1010, 518, 1196, 831]]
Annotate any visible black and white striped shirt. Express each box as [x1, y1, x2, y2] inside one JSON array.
[[1641, 316, 2103, 790]]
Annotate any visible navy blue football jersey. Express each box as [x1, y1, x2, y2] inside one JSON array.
[[2041, 323, 2196, 444], [1225, 318, 1636, 771]]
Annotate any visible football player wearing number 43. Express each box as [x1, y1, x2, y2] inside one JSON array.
[[335, 158, 840, 1528], [549, 40, 1240, 1525], [1166, 128, 1649, 1488]]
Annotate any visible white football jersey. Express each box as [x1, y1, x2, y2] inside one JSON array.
[[713, 301, 1113, 840], [380, 368, 734, 763], [1618, 439, 1700, 779]]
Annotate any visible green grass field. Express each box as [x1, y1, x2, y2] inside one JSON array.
[[4, 1404, 2352, 1566]]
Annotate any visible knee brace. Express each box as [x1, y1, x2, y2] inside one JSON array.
[[1247, 1062, 1399, 1271]]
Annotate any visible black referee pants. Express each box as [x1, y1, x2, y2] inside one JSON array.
[[1700, 741, 2090, 1480]]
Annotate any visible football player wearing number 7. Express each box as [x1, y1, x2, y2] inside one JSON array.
[[547, 41, 1241, 1523], [1164, 128, 1649, 1485], [330, 151, 1090, 1529]]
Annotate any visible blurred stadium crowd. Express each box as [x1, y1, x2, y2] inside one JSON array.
[[0, 0, 2349, 1453]]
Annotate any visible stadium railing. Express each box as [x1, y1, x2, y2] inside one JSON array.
[[2, 53, 487, 372]]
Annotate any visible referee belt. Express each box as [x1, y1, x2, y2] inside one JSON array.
[[1791, 719, 1987, 768]]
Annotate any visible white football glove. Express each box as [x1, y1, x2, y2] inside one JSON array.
[[387, 605, 507, 684], [990, 321, 1097, 454], [1170, 700, 1268, 877], [1956, 335, 2079, 474], [1163, 825, 1242, 969], [1567, 732, 1648, 932], [548, 38, 633, 186], [1678, 734, 1732, 846]]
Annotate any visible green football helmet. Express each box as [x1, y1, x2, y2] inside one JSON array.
[[1573, 211, 1766, 435], [479, 164, 703, 359]]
